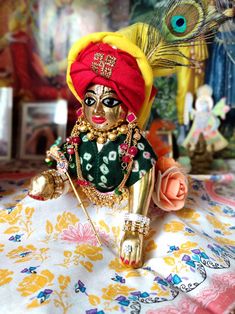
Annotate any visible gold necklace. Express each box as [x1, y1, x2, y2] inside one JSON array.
[[66, 120, 142, 207], [71, 118, 129, 144]]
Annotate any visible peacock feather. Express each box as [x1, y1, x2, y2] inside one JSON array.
[[120, 0, 234, 72]]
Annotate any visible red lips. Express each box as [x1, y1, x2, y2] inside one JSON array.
[[92, 116, 106, 124]]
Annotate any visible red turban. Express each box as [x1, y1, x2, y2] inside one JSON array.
[[69, 42, 146, 114]]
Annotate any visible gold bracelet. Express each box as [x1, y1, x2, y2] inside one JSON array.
[[123, 213, 150, 236], [47, 169, 70, 199]]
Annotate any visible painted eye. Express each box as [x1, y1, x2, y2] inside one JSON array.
[[84, 97, 96, 106], [102, 98, 121, 108], [171, 15, 187, 33]]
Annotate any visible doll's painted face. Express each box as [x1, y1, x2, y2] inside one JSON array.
[[83, 84, 127, 130]]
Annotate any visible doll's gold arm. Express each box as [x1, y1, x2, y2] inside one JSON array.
[[120, 168, 155, 268], [129, 167, 155, 216]]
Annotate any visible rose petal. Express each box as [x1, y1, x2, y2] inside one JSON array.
[[160, 191, 174, 206], [152, 167, 188, 212], [177, 183, 186, 198], [158, 199, 176, 211], [165, 178, 180, 199], [161, 176, 169, 194], [159, 198, 185, 211]]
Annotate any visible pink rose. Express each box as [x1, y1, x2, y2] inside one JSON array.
[[152, 167, 188, 212]]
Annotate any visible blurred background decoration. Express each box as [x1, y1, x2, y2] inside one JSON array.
[[0, 0, 130, 160], [130, 0, 235, 165], [0, 0, 111, 110]]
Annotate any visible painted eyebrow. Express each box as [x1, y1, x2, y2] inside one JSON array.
[[86, 89, 117, 95], [104, 90, 116, 95]]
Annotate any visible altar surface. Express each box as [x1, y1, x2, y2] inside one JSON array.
[[0, 161, 235, 314]]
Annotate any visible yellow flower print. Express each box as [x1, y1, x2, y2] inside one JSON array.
[[57, 244, 103, 272], [34, 248, 49, 263], [176, 208, 200, 224], [109, 258, 143, 278], [80, 261, 93, 272], [0, 203, 23, 225], [0, 244, 4, 252], [51, 275, 73, 313], [164, 257, 176, 266], [164, 221, 185, 232], [46, 220, 54, 234], [75, 244, 103, 261], [27, 299, 50, 309], [102, 284, 135, 301], [173, 241, 198, 258], [64, 250, 73, 258], [7, 245, 37, 263], [109, 258, 128, 273], [58, 275, 70, 291], [181, 241, 198, 250], [112, 226, 120, 240], [103, 303, 120, 312], [0, 204, 35, 237], [25, 207, 35, 219], [88, 295, 101, 306], [126, 270, 141, 278], [4, 226, 21, 234], [151, 283, 171, 297], [99, 220, 110, 233], [42, 220, 56, 244], [145, 240, 157, 252], [0, 269, 13, 286], [55, 212, 79, 232], [210, 206, 222, 214], [207, 215, 231, 235], [215, 237, 235, 246], [17, 270, 54, 296]]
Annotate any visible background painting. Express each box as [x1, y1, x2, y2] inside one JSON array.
[[0, 0, 111, 101], [19, 100, 68, 159], [0, 0, 130, 159]]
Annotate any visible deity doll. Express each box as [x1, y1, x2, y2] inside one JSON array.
[[182, 84, 229, 152], [28, 1, 232, 268]]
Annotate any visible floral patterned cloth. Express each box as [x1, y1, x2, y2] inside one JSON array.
[[0, 171, 235, 314]]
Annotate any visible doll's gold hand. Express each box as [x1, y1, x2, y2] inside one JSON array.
[[120, 168, 154, 268], [120, 231, 144, 268], [28, 170, 68, 201]]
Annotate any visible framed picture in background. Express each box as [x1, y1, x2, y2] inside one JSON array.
[[0, 87, 13, 160], [19, 100, 68, 159]]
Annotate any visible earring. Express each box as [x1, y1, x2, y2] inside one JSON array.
[[126, 112, 137, 123]]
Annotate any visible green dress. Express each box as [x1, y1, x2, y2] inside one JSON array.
[[62, 132, 157, 193]]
